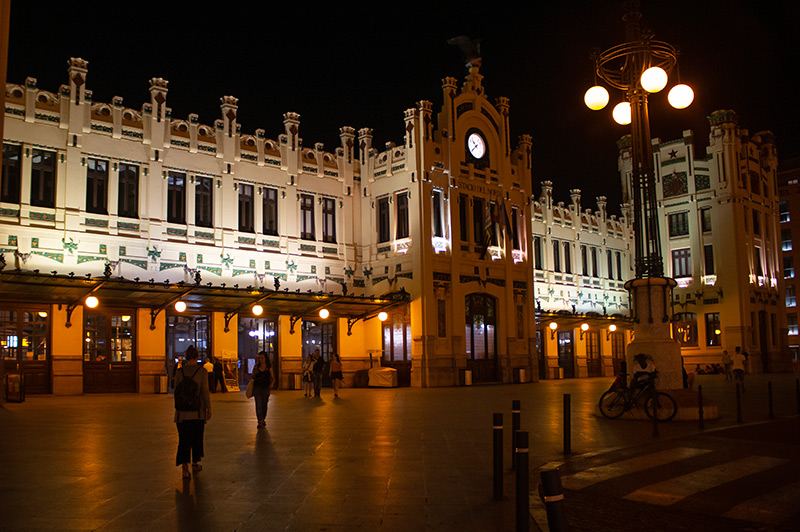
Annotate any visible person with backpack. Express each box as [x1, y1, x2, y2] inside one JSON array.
[[173, 345, 212, 479], [250, 351, 275, 428]]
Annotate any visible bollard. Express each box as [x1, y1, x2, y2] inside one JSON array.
[[796, 379, 800, 415], [540, 469, 568, 532], [651, 384, 660, 437], [698, 385, 704, 431], [736, 382, 743, 423], [768, 381, 774, 419], [511, 400, 521, 470], [563, 394, 571, 454], [515, 431, 529, 532], [493, 413, 503, 501]]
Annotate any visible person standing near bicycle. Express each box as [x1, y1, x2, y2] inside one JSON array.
[[630, 353, 656, 391]]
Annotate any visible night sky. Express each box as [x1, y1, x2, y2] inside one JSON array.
[[5, 1, 797, 213]]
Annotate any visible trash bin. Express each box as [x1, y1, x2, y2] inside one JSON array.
[[293, 373, 303, 390], [514, 367, 526, 383], [4, 373, 24, 403], [157, 374, 168, 394], [459, 369, 473, 386]]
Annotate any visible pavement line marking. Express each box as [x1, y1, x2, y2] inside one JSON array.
[[624, 456, 788, 506], [722, 479, 800, 525], [561, 447, 713, 490]]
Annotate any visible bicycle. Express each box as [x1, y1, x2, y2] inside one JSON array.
[[598, 370, 678, 421]]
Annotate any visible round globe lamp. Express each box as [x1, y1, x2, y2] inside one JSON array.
[[668, 84, 694, 109], [319, 308, 329, 319], [612, 102, 631, 125], [174, 301, 187, 313], [584, 85, 609, 110], [252, 304, 263, 316], [378, 311, 388, 322], [85, 296, 99, 309], [640, 66, 668, 93]]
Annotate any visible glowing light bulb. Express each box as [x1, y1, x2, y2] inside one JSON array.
[[609, 324, 617, 332], [612, 102, 631, 125], [319, 308, 329, 319], [252, 304, 263, 316], [549, 322, 558, 331], [640, 66, 668, 93], [174, 301, 187, 312], [581, 323, 589, 332], [85, 296, 99, 308], [378, 311, 388, 322], [668, 84, 694, 109], [584, 85, 609, 110]]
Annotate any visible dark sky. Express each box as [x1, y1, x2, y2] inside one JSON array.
[[6, 1, 797, 213]]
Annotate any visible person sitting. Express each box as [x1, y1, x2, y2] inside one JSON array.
[[630, 353, 656, 392]]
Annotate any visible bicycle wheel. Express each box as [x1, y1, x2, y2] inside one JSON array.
[[599, 389, 627, 418], [645, 391, 678, 421]]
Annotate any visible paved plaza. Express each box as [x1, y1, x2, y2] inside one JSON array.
[[1, 373, 799, 532]]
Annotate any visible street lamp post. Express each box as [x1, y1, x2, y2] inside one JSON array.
[[584, 1, 693, 389]]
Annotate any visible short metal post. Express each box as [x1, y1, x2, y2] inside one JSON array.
[[563, 394, 571, 454], [736, 382, 743, 423], [651, 384, 659, 437], [515, 431, 529, 532], [493, 413, 503, 501], [540, 469, 568, 532], [698, 385, 704, 431], [511, 400, 521, 470], [768, 381, 774, 419], [796, 378, 800, 414]]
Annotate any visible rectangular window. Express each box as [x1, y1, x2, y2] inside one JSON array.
[[195, 176, 213, 228], [533, 237, 542, 270], [607, 250, 613, 279], [704, 244, 715, 275], [378, 197, 390, 243], [616, 251, 623, 281], [1, 143, 22, 203], [322, 197, 336, 243], [117, 163, 139, 219], [591, 247, 599, 277], [705, 313, 721, 347], [167, 172, 186, 224], [30, 149, 56, 208], [668, 211, 689, 237], [86, 158, 108, 214], [755, 247, 764, 277], [785, 256, 795, 279], [511, 206, 521, 250], [472, 197, 484, 244], [552, 240, 561, 273], [396, 193, 409, 239], [787, 285, 797, 307], [771, 313, 777, 345], [563, 242, 571, 274], [581, 245, 588, 276], [782, 228, 792, 251], [788, 313, 798, 336], [752, 210, 760, 235], [300, 194, 315, 240], [238, 183, 254, 233], [672, 248, 692, 278], [701, 207, 712, 233], [780, 201, 790, 223], [262, 187, 278, 235], [432, 190, 443, 238], [459, 194, 469, 242]]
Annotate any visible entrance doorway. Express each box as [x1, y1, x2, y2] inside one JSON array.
[[1, 308, 50, 394], [557, 330, 575, 378], [465, 293, 499, 383], [83, 310, 136, 393], [586, 330, 602, 377], [381, 307, 411, 386], [302, 320, 336, 386], [758, 310, 770, 372], [610, 330, 626, 375], [536, 329, 547, 380], [166, 314, 210, 387], [239, 317, 278, 388]]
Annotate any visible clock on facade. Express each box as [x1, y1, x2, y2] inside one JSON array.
[[467, 132, 486, 159]]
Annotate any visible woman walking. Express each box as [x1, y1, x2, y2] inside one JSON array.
[[302, 351, 314, 397], [173, 345, 212, 479], [329, 352, 343, 398], [251, 351, 275, 428]]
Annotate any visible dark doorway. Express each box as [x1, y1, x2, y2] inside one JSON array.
[[611, 330, 626, 375], [536, 329, 547, 380], [586, 330, 602, 377], [465, 293, 499, 383], [382, 307, 411, 386], [558, 330, 575, 379], [166, 314, 210, 388], [83, 310, 136, 393], [1, 308, 51, 394], [758, 310, 770, 372], [238, 317, 278, 388], [302, 320, 336, 386]]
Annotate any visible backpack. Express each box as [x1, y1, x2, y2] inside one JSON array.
[[174, 366, 202, 411]]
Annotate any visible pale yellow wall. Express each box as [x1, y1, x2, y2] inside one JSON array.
[[137, 307, 166, 393], [51, 303, 83, 395]]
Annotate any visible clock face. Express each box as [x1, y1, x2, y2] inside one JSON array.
[[467, 132, 486, 159]]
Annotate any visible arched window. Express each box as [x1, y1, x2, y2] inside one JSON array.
[[465, 293, 497, 360]]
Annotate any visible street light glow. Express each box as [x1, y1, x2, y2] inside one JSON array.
[[584, 85, 609, 110], [640, 66, 668, 93], [668, 84, 694, 109], [174, 301, 186, 312], [612, 102, 631, 125], [378, 311, 388, 322], [319, 308, 329, 319], [85, 296, 99, 308], [252, 304, 263, 316]]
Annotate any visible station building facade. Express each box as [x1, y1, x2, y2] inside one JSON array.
[[0, 57, 561, 394]]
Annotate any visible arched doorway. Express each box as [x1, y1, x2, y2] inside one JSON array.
[[465, 293, 499, 383]]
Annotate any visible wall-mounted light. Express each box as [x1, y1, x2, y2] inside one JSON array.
[[580, 323, 589, 340], [606, 323, 617, 340], [549, 322, 558, 339], [252, 304, 263, 316], [378, 311, 388, 322], [319, 308, 329, 319], [175, 301, 187, 313], [85, 296, 99, 309]]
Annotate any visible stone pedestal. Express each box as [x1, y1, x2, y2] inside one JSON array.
[[625, 277, 683, 390]]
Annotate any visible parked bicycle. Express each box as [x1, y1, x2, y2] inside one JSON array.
[[599, 368, 678, 421]]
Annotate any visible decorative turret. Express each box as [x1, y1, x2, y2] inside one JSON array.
[[283, 112, 300, 152], [148, 77, 168, 123], [220, 96, 238, 138], [570, 189, 581, 214], [67, 57, 88, 106], [541, 180, 553, 210], [404, 108, 416, 149], [418, 100, 433, 141], [358, 128, 373, 166], [339, 126, 355, 164]]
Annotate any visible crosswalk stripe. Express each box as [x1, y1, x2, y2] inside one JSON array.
[[561, 447, 713, 490], [722, 479, 800, 525], [624, 456, 788, 506]]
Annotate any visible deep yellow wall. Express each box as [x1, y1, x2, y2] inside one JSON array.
[[212, 311, 238, 360], [51, 303, 83, 394], [137, 307, 165, 393]]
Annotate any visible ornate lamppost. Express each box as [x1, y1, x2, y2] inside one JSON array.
[[584, 0, 694, 389]]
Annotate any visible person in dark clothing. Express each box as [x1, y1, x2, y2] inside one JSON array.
[[250, 351, 275, 428], [311, 349, 325, 398], [174, 345, 212, 479], [213, 357, 227, 393]]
